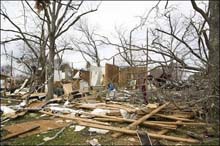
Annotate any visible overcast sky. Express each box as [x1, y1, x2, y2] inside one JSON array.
[[1, 1, 200, 75]]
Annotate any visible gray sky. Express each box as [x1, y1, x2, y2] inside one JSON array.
[[1, 1, 201, 75]]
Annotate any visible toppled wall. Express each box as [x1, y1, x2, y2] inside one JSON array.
[[119, 67, 147, 89], [105, 63, 119, 86]]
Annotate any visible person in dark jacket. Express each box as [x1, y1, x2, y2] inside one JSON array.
[[141, 79, 148, 104]]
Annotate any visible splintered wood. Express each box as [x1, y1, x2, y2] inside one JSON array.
[[37, 101, 204, 144], [111, 102, 170, 138], [2, 95, 206, 145]]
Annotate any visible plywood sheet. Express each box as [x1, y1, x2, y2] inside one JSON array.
[[62, 83, 73, 95], [3, 119, 68, 137]]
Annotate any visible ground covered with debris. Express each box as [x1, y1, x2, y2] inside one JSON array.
[[1, 86, 219, 146]]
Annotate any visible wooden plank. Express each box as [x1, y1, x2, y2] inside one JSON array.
[[112, 102, 170, 138], [155, 114, 194, 122], [2, 125, 40, 141], [157, 129, 169, 135], [129, 102, 170, 127], [62, 83, 73, 95], [155, 120, 182, 144], [145, 121, 207, 126], [76, 120, 199, 143], [82, 112, 176, 129], [96, 105, 135, 113], [30, 92, 47, 97], [102, 104, 136, 113], [3, 119, 68, 137], [39, 111, 110, 126]]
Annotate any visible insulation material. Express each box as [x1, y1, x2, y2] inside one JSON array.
[[91, 108, 110, 116], [86, 138, 101, 146], [120, 109, 137, 120], [1, 106, 16, 117], [89, 66, 103, 86], [46, 106, 83, 115], [88, 128, 109, 134], [74, 125, 86, 132]]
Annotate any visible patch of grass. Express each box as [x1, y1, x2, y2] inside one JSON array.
[[6, 126, 137, 145]]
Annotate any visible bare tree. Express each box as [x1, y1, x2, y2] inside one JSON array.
[[1, 2, 49, 92], [37, 1, 98, 99], [72, 21, 102, 67], [1, 1, 98, 99], [100, 0, 219, 119]]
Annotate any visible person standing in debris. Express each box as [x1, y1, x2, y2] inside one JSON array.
[[106, 83, 116, 101], [141, 79, 148, 104]]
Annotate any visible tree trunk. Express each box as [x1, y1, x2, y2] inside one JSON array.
[[47, 3, 56, 100], [47, 45, 55, 100], [38, 25, 47, 92], [38, 47, 46, 92], [208, 0, 219, 119]]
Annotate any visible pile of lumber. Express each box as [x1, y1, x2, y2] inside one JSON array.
[[39, 100, 207, 144]]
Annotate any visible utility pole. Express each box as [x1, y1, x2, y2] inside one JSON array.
[[145, 28, 149, 104]]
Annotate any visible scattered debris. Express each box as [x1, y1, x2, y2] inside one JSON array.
[[0, 64, 215, 145], [88, 127, 109, 134], [74, 125, 86, 132], [1, 105, 16, 117], [86, 138, 101, 146], [41, 124, 71, 144]]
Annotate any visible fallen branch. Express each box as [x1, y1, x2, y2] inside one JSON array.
[[37, 123, 72, 146]]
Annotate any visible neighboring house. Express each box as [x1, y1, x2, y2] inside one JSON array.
[[149, 62, 188, 87]]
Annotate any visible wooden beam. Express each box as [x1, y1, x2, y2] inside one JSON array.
[[155, 121, 182, 141], [155, 114, 194, 122], [112, 102, 170, 138], [39, 111, 110, 126], [146, 121, 207, 126], [76, 120, 199, 143], [82, 111, 176, 129]]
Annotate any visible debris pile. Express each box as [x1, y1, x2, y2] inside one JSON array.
[[0, 64, 216, 145], [1, 90, 210, 145]]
